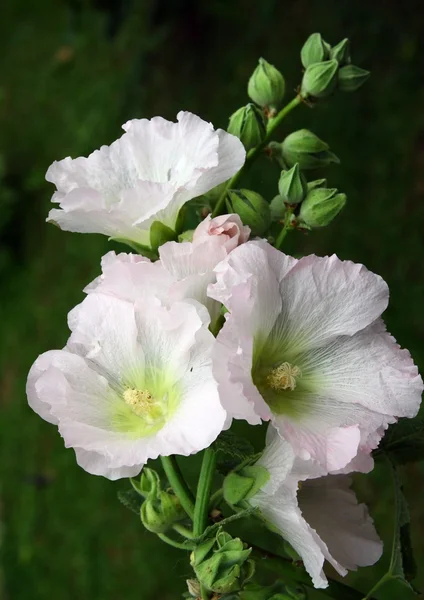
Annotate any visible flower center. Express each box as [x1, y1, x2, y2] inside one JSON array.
[[123, 388, 155, 417], [267, 362, 301, 391]]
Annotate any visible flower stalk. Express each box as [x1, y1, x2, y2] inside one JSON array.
[[161, 456, 195, 519]]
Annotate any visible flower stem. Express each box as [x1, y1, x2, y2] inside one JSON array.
[[157, 533, 194, 551], [361, 573, 391, 600], [275, 208, 294, 249], [211, 95, 302, 218], [193, 447, 217, 600], [161, 456, 195, 519], [193, 447, 216, 536], [173, 523, 195, 539]]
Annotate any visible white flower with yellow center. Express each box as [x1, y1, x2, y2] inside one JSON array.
[[209, 241, 423, 472], [26, 291, 226, 480], [46, 112, 245, 247], [250, 428, 383, 589]]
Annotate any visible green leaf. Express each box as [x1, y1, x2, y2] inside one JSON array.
[[117, 489, 143, 515], [149, 220, 177, 252], [375, 417, 424, 464], [215, 431, 255, 474]]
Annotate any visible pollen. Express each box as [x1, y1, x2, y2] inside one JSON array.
[[267, 362, 301, 392], [123, 388, 154, 416]]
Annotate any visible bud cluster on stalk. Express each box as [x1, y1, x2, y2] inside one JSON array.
[[300, 32, 370, 99]]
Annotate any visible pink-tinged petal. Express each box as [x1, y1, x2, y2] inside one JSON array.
[[193, 214, 250, 252]]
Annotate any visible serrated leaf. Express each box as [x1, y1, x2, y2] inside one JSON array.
[[215, 431, 255, 474], [375, 417, 424, 465], [117, 489, 143, 515]]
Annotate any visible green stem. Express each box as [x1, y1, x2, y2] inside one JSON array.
[[275, 208, 294, 249], [361, 573, 391, 600], [208, 488, 223, 510], [157, 533, 194, 551], [193, 447, 217, 536], [173, 523, 195, 539], [161, 456, 195, 519], [211, 95, 302, 218]]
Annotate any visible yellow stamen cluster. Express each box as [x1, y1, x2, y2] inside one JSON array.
[[267, 362, 301, 392], [123, 388, 154, 417]]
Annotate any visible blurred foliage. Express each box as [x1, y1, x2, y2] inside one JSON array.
[[0, 1, 424, 599]]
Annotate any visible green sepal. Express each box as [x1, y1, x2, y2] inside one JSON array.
[[338, 64, 370, 92], [149, 220, 177, 253], [330, 38, 351, 65], [226, 189, 271, 236], [301, 59, 339, 99], [247, 57, 285, 108], [228, 104, 266, 151], [300, 187, 346, 228], [307, 178, 327, 191], [278, 164, 308, 205], [223, 465, 270, 505], [300, 33, 330, 68], [141, 489, 186, 533], [178, 229, 194, 243]]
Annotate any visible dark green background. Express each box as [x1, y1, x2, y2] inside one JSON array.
[[1, 1, 423, 598]]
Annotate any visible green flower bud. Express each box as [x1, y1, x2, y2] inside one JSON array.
[[300, 33, 330, 68], [227, 189, 271, 236], [282, 129, 339, 170], [330, 38, 351, 65], [278, 164, 308, 205], [267, 141, 288, 170], [191, 529, 254, 594], [338, 64, 370, 92], [178, 229, 194, 243], [301, 59, 339, 98], [141, 489, 185, 533], [270, 195, 286, 221], [300, 187, 346, 228], [139, 467, 160, 496], [149, 220, 177, 252], [248, 57, 285, 108], [223, 465, 269, 505], [307, 178, 327, 191], [228, 104, 266, 151]]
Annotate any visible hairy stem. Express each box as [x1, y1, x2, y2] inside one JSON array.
[[161, 456, 195, 519], [157, 533, 194, 551]]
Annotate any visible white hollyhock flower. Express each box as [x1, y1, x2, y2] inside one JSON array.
[[209, 241, 423, 472], [85, 214, 250, 324], [27, 291, 226, 480], [46, 112, 245, 247], [250, 428, 383, 589]]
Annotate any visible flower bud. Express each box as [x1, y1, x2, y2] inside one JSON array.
[[301, 59, 339, 99], [278, 165, 308, 205], [186, 579, 201, 598], [330, 38, 351, 65], [228, 104, 266, 151], [139, 467, 160, 496], [193, 214, 250, 252], [338, 65, 370, 92], [141, 489, 185, 533], [191, 529, 254, 594], [223, 465, 270, 505], [299, 187, 346, 228], [282, 129, 339, 170], [270, 195, 286, 221], [300, 33, 330, 68], [226, 189, 271, 236], [248, 58, 285, 108]]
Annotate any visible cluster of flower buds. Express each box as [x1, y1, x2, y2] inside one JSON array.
[[300, 33, 370, 99], [190, 528, 255, 594], [132, 468, 186, 533]]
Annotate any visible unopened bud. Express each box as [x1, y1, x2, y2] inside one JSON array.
[[228, 104, 266, 151], [300, 33, 330, 68], [282, 129, 339, 170], [330, 38, 351, 65], [338, 64, 370, 92], [223, 465, 269, 505], [270, 195, 286, 221], [301, 59, 339, 98], [141, 490, 185, 533], [248, 58, 285, 108], [278, 164, 308, 205], [300, 187, 346, 228], [227, 189, 271, 236]]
